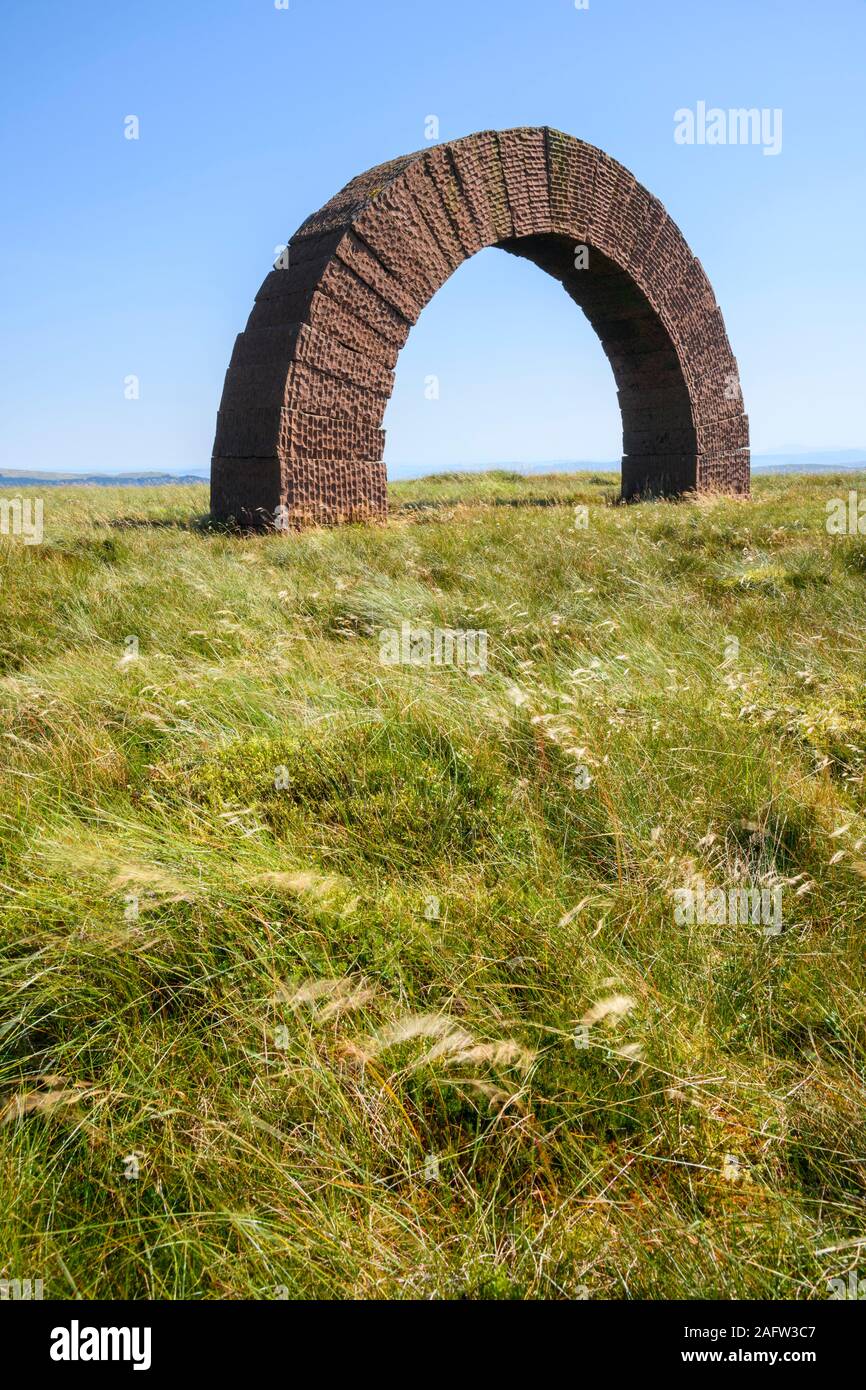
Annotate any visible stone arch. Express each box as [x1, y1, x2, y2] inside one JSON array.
[[211, 127, 749, 525]]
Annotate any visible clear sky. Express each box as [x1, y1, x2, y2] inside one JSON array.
[[2, 0, 864, 476]]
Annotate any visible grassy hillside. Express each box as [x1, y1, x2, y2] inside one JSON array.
[[1, 469, 865, 1300]]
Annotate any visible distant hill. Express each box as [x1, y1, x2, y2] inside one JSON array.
[[2, 451, 864, 489], [751, 460, 866, 474], [389, 450, 866, 481], [0, 470, 208, 487]]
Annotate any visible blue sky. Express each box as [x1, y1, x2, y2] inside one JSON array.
[[2, 0, 864, 476]]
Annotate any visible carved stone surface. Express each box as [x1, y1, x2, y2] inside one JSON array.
[[211, 127, 749, 525]]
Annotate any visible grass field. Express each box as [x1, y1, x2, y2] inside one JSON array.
[[1, 469, 865, 1300]]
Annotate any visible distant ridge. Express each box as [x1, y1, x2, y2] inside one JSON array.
[[0, 470, 208, 487], [1, 452, 864, 488], [751, 460, 866, 474], [389, 450, 866, 481]]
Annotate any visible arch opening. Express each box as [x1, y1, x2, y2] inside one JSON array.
[[211, 127, 749, 525], [381, 241, 623, 474], [499, 233, 699, 496]]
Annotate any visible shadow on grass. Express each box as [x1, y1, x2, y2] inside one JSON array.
[[106, 514, 235, 534], [395, 493, 619, 513], [104, 496, 622, 532]]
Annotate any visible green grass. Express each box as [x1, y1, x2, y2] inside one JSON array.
[[1, 468, 865, 1300]]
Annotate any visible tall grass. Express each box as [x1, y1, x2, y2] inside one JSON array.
[[1, 470, 864, 1298]]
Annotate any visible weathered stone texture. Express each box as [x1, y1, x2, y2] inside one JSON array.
[[211, 127, 749, 525]]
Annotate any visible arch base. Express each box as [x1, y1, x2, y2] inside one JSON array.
[[211, 457, 387, 528]]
